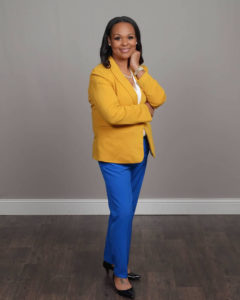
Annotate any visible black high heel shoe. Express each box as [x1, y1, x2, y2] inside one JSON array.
[[103, 260, 141, 280], [112, 273, 135, 299]]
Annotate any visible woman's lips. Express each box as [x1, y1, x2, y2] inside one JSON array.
[[120, 48, 130, 53]]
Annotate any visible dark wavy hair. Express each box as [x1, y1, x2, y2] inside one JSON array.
[[100, 16, 144, 68]]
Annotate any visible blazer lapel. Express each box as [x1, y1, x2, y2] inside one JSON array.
[[109, 56, 139, 105]]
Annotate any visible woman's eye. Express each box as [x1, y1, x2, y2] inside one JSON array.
[[113, 36, 135, 40]]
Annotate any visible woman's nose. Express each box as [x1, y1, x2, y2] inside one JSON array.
[[121, 39, 128, 46]]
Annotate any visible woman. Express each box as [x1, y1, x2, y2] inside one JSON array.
[[88, 16, 166, 299]]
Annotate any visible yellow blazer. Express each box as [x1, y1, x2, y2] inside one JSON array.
[[88, 55, 166, 163]]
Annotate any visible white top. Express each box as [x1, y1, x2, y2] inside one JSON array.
[[131, 71, 146, 136]]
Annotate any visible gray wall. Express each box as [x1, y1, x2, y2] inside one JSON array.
[[0, 0, 239, 199]]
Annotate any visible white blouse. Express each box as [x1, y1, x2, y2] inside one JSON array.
[[131, 71, 146, 136]]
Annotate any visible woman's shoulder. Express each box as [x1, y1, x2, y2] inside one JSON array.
[[90, 62, 113, 79], [89, 61, 149, 80]]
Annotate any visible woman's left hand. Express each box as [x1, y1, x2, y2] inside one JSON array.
[[130, 50, 141, 71], [146, 101, 155, 114]]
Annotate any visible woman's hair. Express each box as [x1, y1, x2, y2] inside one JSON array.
[[100, 16, 144, 68]]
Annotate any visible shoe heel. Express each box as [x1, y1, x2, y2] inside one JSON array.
[[102, 260, 113, 274]]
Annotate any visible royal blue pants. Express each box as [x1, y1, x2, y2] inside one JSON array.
[[98, 135, 150, 278]]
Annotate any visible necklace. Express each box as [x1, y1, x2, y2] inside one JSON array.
[[123, 70, 133, 79]]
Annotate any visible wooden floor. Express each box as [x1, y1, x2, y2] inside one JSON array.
[[0, 215, 239, 300]]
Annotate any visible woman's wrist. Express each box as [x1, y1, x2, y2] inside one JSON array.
[[131, 65, 145, 79], [136, 69, 145, 79]]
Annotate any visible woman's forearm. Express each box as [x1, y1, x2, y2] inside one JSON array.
[[136, 67, 166, 108]]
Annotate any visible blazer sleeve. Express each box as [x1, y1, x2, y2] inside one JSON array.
[[136, 65, 166, 109], [88, 71, 153, 126]]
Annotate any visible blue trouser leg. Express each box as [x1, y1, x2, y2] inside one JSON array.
[[103, 213, 113, 265], [126, 137, 149, 267], [131, 136, 149, 216], [98, 136, 150, 278]]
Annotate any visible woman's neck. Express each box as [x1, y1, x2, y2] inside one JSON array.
[[112, 55, 129, 72]]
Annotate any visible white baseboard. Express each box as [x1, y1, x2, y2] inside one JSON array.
[[0, 198, 240, 215]]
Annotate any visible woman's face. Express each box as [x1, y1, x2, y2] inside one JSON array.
[[108, 22, 137, 61]]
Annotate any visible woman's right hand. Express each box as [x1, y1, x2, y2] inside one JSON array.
[[145, 101, 155, 117]]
